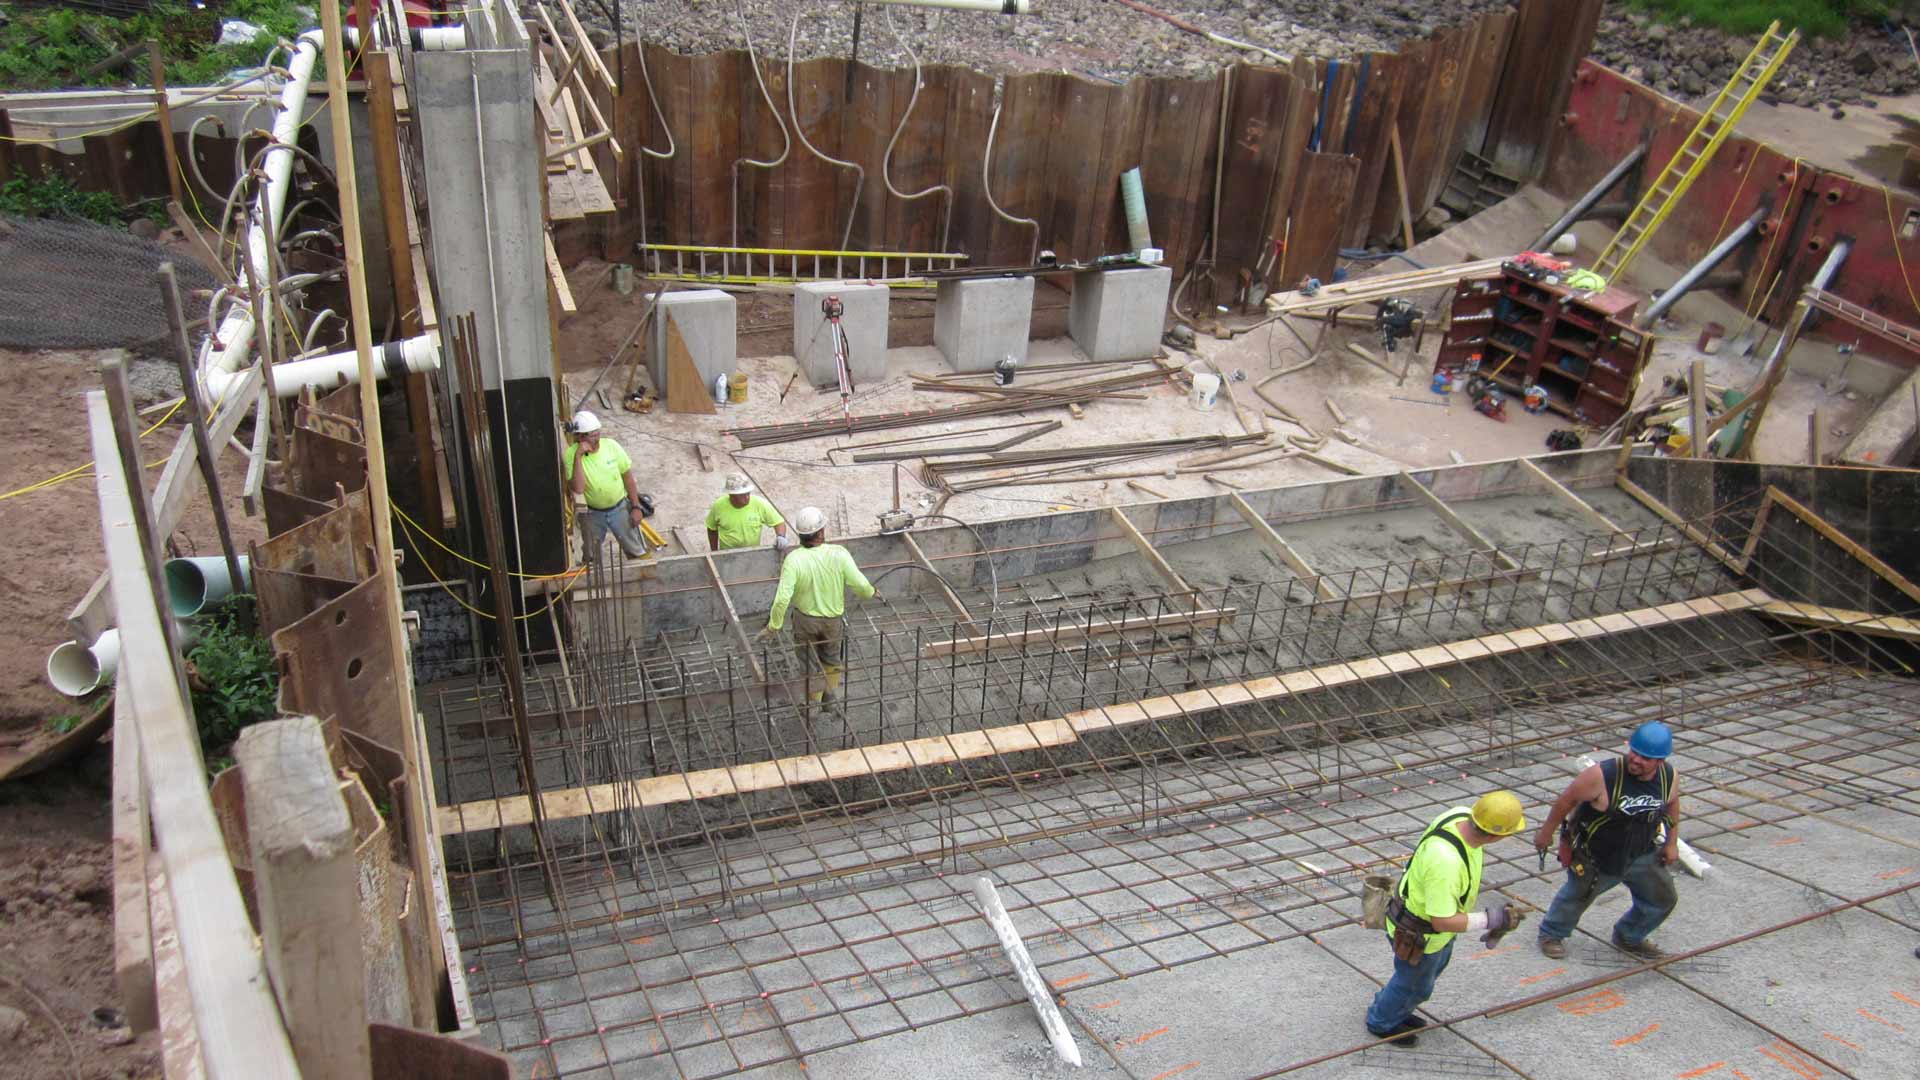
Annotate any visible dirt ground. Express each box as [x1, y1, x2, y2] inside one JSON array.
[[0, 752, 161, 1080]]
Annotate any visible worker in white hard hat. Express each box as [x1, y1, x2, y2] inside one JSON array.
[[562, 409, 650, 563], [756, 506, 876, 711], [704, 472, 791, 552]]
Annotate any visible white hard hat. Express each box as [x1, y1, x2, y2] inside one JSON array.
[[571, 409, 601, 434], [724, 472, 753, 495], [794, 506, 826, 536]]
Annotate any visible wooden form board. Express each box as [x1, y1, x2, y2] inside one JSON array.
[[436, 589, 1770, 834], [920, 607, 1237, 658], [1757, 601, 1920, 642], [661, 313, 716, 414]]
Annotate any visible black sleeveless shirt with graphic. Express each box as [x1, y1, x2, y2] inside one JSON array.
[[1569, 756, 1673, 876]]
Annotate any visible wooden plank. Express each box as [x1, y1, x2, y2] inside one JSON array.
[[1388, 125, 1416, 251], [1689, 359, 1708, 458], [1519, 458, 1626, 537], [662, 313, 716, 414], [1228, 492, 1338, 601], [1109, 506, 1193, 596], [900, 531, 974, 627], [1757, 601, 1920, 642], [68, 363, 264, 644], [236, 717, 370, 1079], [89, 391, 300, 1075], [147, 863, 206, 1079], [1399, 471, 1520, 570], [545, 231, 577, 313], [111, 694, 157, 1035], [703, 555, 765, 683], [922, 607, 1237, 658], [436, 588, 1770, 834]]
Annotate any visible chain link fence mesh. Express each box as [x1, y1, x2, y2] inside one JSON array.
[[0, 214, 225, 350]]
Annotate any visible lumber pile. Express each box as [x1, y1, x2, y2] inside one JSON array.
[[1261, 257, 1509, 317]]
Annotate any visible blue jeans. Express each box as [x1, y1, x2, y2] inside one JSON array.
[[1366, 938, 1453, 1035], [578, 498, 648, 562], [1537, 849, 1677, 947]]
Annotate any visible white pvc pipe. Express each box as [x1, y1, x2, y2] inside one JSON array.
[[48, 629, 120, 697], [345, 25, 468, 51], [972, 877, 1083, 1068], [164, 555, 253, 619], [207, 332, 441, 401]]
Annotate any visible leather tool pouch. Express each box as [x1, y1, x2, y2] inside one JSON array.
[[1384, 896, 1431, 965]]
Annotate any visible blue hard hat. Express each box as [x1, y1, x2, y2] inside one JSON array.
[[1629, 721, 1673, 759]]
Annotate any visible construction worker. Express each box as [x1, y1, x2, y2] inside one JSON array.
[[1532, 721, 1682, 960], [562, 409, 649, 563], [705, 473, 792, 552], [755, 507, 876, 710], [1366, 792, 1528, 1047]]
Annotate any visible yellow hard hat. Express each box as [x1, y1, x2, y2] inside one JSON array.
[[1471, 790, 1527, 837]]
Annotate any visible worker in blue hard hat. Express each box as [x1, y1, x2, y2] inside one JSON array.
[[1531, 721, 1682, 961]]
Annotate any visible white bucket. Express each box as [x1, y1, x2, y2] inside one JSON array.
[[47, 628, 121, 697], [1190, 372, 1221, 411]]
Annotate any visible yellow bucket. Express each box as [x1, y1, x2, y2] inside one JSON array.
[[727, 373, 749, 404]]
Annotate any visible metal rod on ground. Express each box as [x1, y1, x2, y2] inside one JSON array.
[[1532, 142, 1648, 252], [159, 263, 246, 593], [972, 878, 1082, 1068]]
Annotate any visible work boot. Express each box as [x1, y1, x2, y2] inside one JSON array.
[[1612, 930, 1666, 959], [1383, 1017, 1423, 1048], [1538, 937, 1567, 960]]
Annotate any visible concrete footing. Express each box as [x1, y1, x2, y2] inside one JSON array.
[[648, 289, 736, 396], [1069, 265, 1172, 361], [794, 281, 888, 389], [934, 276, 1033, 373]]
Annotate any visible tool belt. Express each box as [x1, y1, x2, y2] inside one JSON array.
[[1384, 895, 1435, 965]]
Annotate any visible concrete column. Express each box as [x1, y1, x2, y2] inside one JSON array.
[[934, 276, 1034, 373], [794, 281, 888, 388], [1069, 265, 1171, 362], [649, 289, 737, 397]]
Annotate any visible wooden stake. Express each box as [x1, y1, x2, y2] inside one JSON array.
[[159, 264, 245, 593], [1689, 359, 1708, 458], [237, 718, 370, 1079], [1390, 125, 1416, 252], [146, 42, 184, 209], [1809, 405, 1826, 465]]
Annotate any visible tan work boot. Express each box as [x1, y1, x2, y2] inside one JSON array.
[[1612, 930, 1666, 959], [1538, 937, 1567, 960]]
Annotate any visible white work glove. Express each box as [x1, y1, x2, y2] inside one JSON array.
[[774, 532, 795, 551], [753, 626, 779, 643]]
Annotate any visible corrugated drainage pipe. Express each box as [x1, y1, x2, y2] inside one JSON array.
[[165, 555, 252, 618], [1120, 166, 1152, 256], [47, 629, 119, 697], [206, 333, 441, 402]]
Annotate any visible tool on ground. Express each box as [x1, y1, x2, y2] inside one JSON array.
[[822, 294, 855, 424], [1522, 382, 1547, 414], [1473, 386, 1507, 422], [1375, 297, 1418, 354]]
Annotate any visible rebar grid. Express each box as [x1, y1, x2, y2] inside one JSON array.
[[433, 487, 1920, 1078]]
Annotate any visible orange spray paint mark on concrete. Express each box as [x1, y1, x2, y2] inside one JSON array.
[[1892, 990, 1920, 1010], [1757, 1042, 1823, 1079], [1559, 989, 1628, 1017], [1769, 836, 1803, 846], [1123, 1026, 1171, 1048], [1520, 967, 1566, 986], [1873, 866, 1915, 880], [1674, 1062, 1725, 1078], [1092, 1000, 1122, 1010], [1149, 1064, 1198, 1080], [1051, 973, 1091, 989], [1821, 1033, 1863, 1052], [1470, 943, 1521, 961], [1613, 1022, 1660, 1046], [1857, 1008, 1903, 1031], [1729, 1070, 1754, 1080]]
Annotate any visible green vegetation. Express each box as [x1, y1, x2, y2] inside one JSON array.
[[1623, 1, 1907, 38], [44, 712, 85, 735], [0, 0, 309, 91], [0, 169, 164, 226], [187, 599, 279, 772]]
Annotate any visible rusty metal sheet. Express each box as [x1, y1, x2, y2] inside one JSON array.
[[292, 424, 367, 503], [1134, 75, 1219, 267], [253, 566, 357, 640], [262, 484, 338, 536], [369, 1024, 510, 1078], [1370, 38, 1430, 241], [1285, 153, 1360, 284], [255, 486, 376, 581], [1338, 52, 1407, 249], [1402, 22, 1472, 220], [1480, 0, 1604, 178], [272, 576, 406, 754], [1437, 8, 1517, 203], [1213, 64, 1297, 280]]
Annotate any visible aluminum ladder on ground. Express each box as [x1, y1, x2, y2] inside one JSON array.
[[635, 244, 968, 287], [1589, 21, 1799, 286], [1804, 287, 1920, 356]]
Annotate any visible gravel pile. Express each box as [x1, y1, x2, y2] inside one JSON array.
[[585, 1, 1918, 109]]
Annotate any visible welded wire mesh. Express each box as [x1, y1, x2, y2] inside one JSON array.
[[0, 214, 221, 349]]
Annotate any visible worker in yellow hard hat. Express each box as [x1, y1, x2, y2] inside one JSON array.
[[1365, 791, 1529, 1048]]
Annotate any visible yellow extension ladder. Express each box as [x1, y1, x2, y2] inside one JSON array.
[[636, 243, 968, 287], [1591, 21, 1800, 285]]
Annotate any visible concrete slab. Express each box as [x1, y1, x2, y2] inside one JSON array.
[[934, 277, 1034, 373], [795, 282, 889, 389], [651, 289, 738, 398], [1068, 266, 1172, 362]]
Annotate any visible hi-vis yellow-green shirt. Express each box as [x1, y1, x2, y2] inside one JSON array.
[[562, 438, 632, 510], [705, 495, 785, 549], [1390, 808, 1484, 953], [767, 544, 873, 629]]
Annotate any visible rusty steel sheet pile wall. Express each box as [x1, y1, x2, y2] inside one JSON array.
[[572, 0, 1600, 288], [1546, 59, 1920, 359]]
